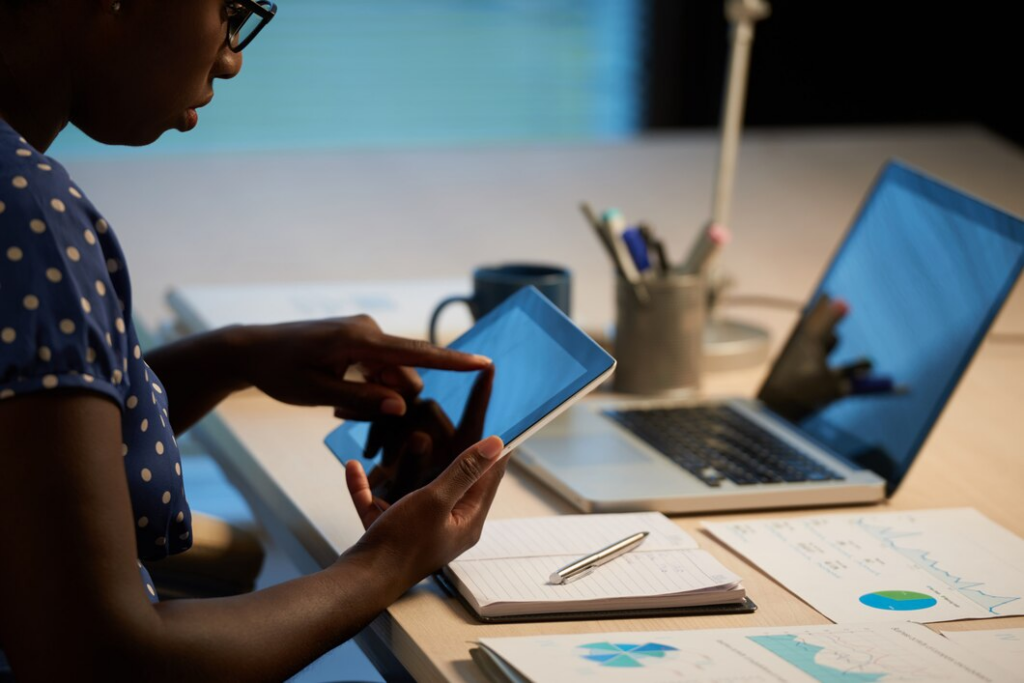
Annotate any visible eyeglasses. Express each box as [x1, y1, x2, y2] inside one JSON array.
[[226, 0, 276, 53]]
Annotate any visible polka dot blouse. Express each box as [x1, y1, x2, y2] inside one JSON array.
[[0, 118, 191, 603]]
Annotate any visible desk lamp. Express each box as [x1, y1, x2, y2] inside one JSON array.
[[702, 0, 773, 371]]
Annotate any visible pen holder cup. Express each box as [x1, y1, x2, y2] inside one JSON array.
[[613, 274, 705, 396]]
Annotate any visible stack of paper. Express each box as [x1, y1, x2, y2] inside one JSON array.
[[442, 512, 748, 621], [472, 622, 1015, 683]]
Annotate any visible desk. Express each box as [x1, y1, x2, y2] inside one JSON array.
[[143, 127, 1024, 682]]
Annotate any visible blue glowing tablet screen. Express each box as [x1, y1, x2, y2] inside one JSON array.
[[325, 286, 614, 465]]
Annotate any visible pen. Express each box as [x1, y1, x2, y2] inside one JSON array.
[[638, 223, 669, 275], [678, 221, 731, 275], [548, 531, 649, 585], [579, 203, 650, 305], [621, 226, 651, 273]]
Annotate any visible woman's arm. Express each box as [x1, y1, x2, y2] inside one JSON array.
[[145, 316, 491, 434], [0, 391, 505, 682]]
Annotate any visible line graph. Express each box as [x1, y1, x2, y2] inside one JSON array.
[[855, 517, 1021, 615]]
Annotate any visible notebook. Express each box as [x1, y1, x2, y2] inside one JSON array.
[[438, 512, 754, 623], [516, 159, 1024, 513]]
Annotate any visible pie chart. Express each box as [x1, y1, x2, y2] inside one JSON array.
[[859, 590, 937, 611]]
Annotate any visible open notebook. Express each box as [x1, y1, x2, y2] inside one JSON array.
[[438, 512, 754, 623]]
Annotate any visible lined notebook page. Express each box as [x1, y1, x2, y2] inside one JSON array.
[[447, 512, 740, 607], [458, 512, 699, 561]]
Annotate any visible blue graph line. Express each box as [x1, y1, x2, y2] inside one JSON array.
[[855, 518, 1020, 614]]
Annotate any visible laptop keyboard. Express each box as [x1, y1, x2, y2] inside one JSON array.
[[603, 405, 845, 487]]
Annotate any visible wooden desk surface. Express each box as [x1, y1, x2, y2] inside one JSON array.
[[152, 127, 1024, 682]]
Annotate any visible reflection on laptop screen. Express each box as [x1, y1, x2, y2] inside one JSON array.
[[765, 161, 1024, 493]]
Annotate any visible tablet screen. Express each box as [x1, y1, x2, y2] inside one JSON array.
[[324, 286, 615, 499]]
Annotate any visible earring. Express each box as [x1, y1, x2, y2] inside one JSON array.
[[112, 1, 121, 12]]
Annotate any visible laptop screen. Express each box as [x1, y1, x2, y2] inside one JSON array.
[[759, 161, 1024, 494]]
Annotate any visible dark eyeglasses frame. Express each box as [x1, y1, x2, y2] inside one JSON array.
[[227, 0, 277, 53]]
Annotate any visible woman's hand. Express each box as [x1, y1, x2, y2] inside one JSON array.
[[343, 435, 508, 588], [363, 363, 494, 503], [234, 316, 491, 419]]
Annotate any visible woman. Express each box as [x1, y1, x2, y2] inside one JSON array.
[[0, 1, 507, 680]]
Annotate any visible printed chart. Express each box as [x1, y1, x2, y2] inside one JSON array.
[[704, 508, 1024, 623], [477, 622, 1008, 682]]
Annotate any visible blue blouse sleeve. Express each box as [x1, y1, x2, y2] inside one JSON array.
[[0, 149, 128, 407]]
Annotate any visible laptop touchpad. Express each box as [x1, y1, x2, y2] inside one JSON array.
[[524, 434, 655, 467]]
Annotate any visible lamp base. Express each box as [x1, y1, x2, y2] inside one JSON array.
[[703, 317, 770, 372]]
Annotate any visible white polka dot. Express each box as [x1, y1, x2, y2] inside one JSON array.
[[133, 345, 141, 359], [6, 246, 23, 261], [95, 280, 107, 296], [30, 219, 46, 234], [105, 332, 113, 346], [96, 218, 109, 234], [45, 267, 62, 282], [1, 328, 15, 343], [179, 532, 190, 541], [106, 258, 119, 273], [23, 294, 39, 310], [42, 375, 58, 389], [36, 163, 51, 172], [138, 516, 149, 528], [155, 537, 166, 547], [140, 418, 149, 432], [176, 511, 184, 523], [83, 229, 96, 245], [155, 441, 164, 455], [38, 346, 51, 362], [86, 347, 96, 363], [11, 176, 27, 189], [161, 491, 171, 504], [0, 389, 14, 399], [159, 415, 165, 428], [81, 297, 91, 313], [152, 392, 157, 404], [112, 369, 122, 384], [59, 319, 75, 334], [66, 246, 80, 261], [82, 374, 94, 383], [69, 187, 83, 199], [15, 149, 31, 157], [152, 382, 163, 394], [123, 357, 128, 372], [147, 583, 156, 596], [115, 318, 125, 334], [0, 200, 4, 214], [141, 468, 152, 482], [50, 199, 66, 213], [121, 443, 128, 456], [175, 463, 182, 476]]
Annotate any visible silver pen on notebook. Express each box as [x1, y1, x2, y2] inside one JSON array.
[[548, 531, 649, 585]]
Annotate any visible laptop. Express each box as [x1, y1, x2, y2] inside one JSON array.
[[516, 160, 1024, 514]]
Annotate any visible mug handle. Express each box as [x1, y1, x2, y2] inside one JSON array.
[[428, 295, 477, 345]]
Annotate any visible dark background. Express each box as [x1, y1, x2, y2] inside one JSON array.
[[644, 0, 1022, 148]]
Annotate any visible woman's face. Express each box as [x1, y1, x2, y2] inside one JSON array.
[[73, 0, 243, 146]]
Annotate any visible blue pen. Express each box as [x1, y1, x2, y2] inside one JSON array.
[[621, 226, 651, 272]]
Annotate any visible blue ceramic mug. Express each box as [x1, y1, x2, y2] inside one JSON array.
[[428, 263, 571, 344]]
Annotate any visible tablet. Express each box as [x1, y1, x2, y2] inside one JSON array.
[[324, 286, 615, 493]]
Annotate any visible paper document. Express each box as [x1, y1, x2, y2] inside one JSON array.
[[445, 512, 744, 618], [476, 621, 1011, 682], [166, 278, 472, 341], [704, 508, 1024, 623], [941, 629, 1024, 681]]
